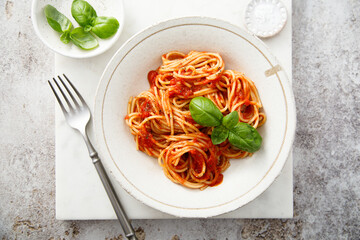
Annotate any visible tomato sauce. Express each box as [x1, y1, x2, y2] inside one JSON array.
[[208, 75, 222, 88], [138, 127, 155, 149], [168, 84, 193, 98], [184, 115, 197, 125], [139, 99, 152, 118], [147, 70, 158, 87], [241, 102, 253, 118], [209, 173, 223, 187], [243, 99, 251, 105], [206, 148, 219, 172], [190, 150, 204, 174]]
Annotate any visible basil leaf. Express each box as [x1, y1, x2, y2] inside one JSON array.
[[70, 27, 98, 50], [71, 0, 97, 29], [60, 32, 71, 44], [211, 125, 229, 145], [228, 122, 262, 153], [222, 111, 239, 129], [91, 16, 119, 39], [189, 97, 223, 127], [44, 5, 72, 33]]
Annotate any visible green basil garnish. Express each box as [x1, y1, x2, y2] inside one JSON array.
[[189, 97, 223, 127], [189, 97, 262, 152], [222, 111, 239, 129], [44, 5, 73, 44], [44, 1, 120, 51], [71, 0, 97, 31], [60, 32, 71, 44], [211, 125, 229, 145], [71, 0, 119, 38], [91, 16, 119, 39], [70, 27, 98, 50], [228, 122, 262, 153]]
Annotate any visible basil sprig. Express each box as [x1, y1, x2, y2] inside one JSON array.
[[211, 125, 229, 145], [44, 1, 119, 50], [222, 111, 239, 129], [71, 0, 97, 31], [90, 16, 120, 39], [44, 5, 73, 44], [70, 27, 98, 50], [44, 4, 98, 50], [71, 0, 119, 39], [189, 97, 223, 127], [189, 97, 262, 153], [228, 122, 262, 153]]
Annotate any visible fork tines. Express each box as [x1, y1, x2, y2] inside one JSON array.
[[48, 74, 86, 114]]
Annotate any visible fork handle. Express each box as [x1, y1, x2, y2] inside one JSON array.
[[92, 155, 138, 240]]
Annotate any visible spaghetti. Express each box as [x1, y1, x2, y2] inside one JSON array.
[[125, 51, 266, 190]]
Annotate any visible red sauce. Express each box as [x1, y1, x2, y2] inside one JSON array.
[[202, 137, 214, 149], [139, 99, 152, 118], [241, 102, 253, 118], [207, 140, 220, 171], [147, 70, 158, 87], [169, 77, 178, 85], [196, 171, 210, 181], [169, 77, 188, 86], [190, 150, 204, 174], [167, 52, 185, 60], [206, 149, 218, 171], [168, 84, 193, 98], [208, 75, 222, 88], [209, 173, 223, 187], [184, 115, 197, 125], [138, 127, 155, 149]]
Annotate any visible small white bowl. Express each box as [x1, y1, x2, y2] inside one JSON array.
[[245, 0, 287, 38], [31, 0, 124, 58]]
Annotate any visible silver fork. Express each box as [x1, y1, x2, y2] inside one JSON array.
[[48, 74, 137, 240]]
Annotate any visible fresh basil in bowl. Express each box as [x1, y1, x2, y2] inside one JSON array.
[[71, 0, 120, 39], [31, 0, 124, 58]]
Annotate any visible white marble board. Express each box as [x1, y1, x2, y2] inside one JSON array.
[[55, 0, 293, 219]]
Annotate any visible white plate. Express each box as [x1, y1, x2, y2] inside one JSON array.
[[31, 0, 124, 58], [94, 17, 296, 218]]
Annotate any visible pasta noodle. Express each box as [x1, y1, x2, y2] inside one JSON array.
[[125, 51, 266, 190]]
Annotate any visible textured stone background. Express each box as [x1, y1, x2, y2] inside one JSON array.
[[0, 0, 359, 239]]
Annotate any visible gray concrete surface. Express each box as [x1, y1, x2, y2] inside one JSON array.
[[0, 0, 359, 239]]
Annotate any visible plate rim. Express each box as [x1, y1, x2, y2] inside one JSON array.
[[94, 16, 296, 218]]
